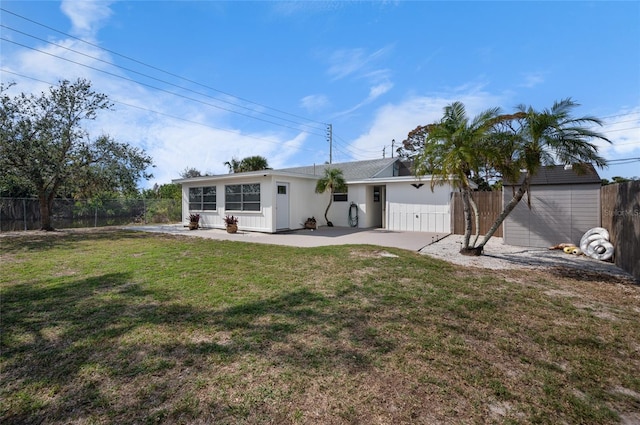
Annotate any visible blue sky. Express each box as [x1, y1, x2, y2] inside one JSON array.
[[1, 1, 639, 188]]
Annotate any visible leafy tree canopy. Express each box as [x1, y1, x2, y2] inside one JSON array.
[[601, 176, 637, 185], [0, 79, 153, 230], [224, 155, 270, 173], [141, 183, 181, 200], [180, 167, 202, 178]]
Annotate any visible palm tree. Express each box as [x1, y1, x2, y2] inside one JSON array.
[[413, 102, 501, 252], [223, 158, 241, 173], [477, 98, 611, 250], [224, 155, 270, 173], [315, 167, 347, 227], [239, 155, 270, 172]]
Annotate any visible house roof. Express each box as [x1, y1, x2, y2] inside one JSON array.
[[172, 158, 415, 184], [279, 158, 408, 181], [504, 164, 601, 186]]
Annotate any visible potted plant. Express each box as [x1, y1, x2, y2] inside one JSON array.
[[224, 215, 238, 233], [188, 213, 200, 230], [304, 216, 317, 230]]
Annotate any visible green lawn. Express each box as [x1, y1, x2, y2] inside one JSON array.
[[1, 229, 639, 424]]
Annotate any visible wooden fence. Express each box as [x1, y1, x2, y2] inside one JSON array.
[[600, 181, 640, 280], [451, 191, 503, 238]]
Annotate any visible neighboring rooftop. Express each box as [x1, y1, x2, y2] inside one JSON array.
[[280, 157, 412, 181], [504, 164, 601, 186]]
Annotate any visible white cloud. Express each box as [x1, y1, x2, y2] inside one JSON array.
[[300, 94, 330, 112], [86, 89, 311, 187], [347, 88, 507, 160], [269, 1, 343, 17], [596, 107, 640, 156], [368, 81, 393, 100], [326, 45, 393, 81], [519, 72, 545, 88], [60, 0, 114, 37], [332, 80, 394, 118], [327, 48, 368, 80], [1, 1, 307, 189]]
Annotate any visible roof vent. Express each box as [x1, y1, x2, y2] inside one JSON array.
[[564, 164, 573, 170]]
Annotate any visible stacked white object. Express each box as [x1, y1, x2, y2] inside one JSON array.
[[580, 227, 614, 261]]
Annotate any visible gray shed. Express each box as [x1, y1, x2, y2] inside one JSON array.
[[503, 164, 601, 248]]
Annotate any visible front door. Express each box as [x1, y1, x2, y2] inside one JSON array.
[[276, 182, 290, 230]]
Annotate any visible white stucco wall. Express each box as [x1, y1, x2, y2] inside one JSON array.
[[181, 173, 328, 233], [179, 173, 453, 234], [181, 174, 273, 232], [276, 177, 326, 230]]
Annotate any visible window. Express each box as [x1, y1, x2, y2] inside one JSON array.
[[333, 189, 348, 202], [373, 186, 381, 202], [189, 186, 216, 210], [225, 183, 261, 211]]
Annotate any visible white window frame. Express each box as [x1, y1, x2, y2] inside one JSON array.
[[225, 183, 261, 211], [189, 186, 216, 211]]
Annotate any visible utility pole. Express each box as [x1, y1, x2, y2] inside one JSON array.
[[391, 139, 395, 158], [326, 124, 333, 164], [382, 146, 386, 158]]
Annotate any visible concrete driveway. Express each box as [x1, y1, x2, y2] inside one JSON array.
[[126, 224, 447, 252]]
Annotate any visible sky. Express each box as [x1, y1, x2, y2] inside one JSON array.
[[1, 0, 639, 189]]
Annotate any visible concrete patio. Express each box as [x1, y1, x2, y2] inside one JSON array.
[[126, 224, 447, 251]]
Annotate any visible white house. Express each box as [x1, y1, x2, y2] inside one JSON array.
[[172, 158, 453, 233]]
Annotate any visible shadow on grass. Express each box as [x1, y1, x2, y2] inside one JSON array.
[[0, 228, 155, 254], [546, 265, 639, 285], [1, 270, 394, 423]]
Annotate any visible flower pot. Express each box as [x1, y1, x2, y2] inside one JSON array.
[[226, 223, 238, 233], [189, 222, 198, 230]]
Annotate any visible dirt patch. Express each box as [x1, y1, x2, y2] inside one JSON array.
[[420, 235, 637, 284], [350, 249, 399, 259]]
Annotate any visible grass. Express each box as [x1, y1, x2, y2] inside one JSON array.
[[1, 228, 639, 424]]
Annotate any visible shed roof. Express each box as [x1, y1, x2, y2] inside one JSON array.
[[504, 164, 601, 186]]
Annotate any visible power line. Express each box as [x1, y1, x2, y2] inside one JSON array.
[[602, 127, 640, 133], [600, 111, 640, 120], [0, 38, 328, 139], [0, 7, 327, 127], [606, 157, 640, 164], [0, 24, 327, 134], [602, 118, 640, 125], [0, 69, 326, 155]]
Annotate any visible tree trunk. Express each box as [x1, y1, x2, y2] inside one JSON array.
[[324, 195, 334, 226], [477, 173, 531, 249], [38, 191, 55, 231], [459, 187, 483, 255], [470, 195, 480, 247], [461, 188, 472, 249]]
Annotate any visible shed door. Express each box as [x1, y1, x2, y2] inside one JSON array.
[[503, 184, 600, 248], [276, 183, 290, 230]]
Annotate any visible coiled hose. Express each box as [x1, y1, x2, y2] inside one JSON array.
[[348, 202, 358, 227]]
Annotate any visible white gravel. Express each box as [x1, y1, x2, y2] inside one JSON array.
[[419, 234, 636, 281]]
